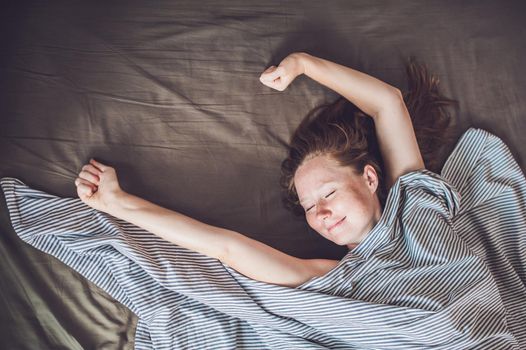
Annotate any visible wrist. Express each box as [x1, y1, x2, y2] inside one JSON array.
[[104, 189, 130, 214], [294, 52, 312, 76]]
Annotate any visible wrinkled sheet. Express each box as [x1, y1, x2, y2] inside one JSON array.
[[1, 1, 526, 348], [2, 128, 525, 349]]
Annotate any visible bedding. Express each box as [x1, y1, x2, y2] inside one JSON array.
[[2, 128, 526, 349], [1, 1, 526, 349]]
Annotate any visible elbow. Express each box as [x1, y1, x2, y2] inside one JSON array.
[[386, 88, 404, 107], [217, 239, 230, 265], [391, 87, 403, 98], [375, 88, 406, 119], [217, 229, 240, 265]]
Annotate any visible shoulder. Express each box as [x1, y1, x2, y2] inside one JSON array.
[[386, 169, 461, 221]]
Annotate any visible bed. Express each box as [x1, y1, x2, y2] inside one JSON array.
[[1, 1, 525, 348]]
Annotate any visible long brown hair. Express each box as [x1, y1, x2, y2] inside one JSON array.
[[280, 56, 459, 217]]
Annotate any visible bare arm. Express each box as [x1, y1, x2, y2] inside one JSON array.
[[299, 52, 401, 118], [224, 231, 339, 287], [107, 192, 337, 287], [373, 93, 425, 188], [75, 159, 338, 288], [106, 192, 232, 262], [299, 53, 425, 188]]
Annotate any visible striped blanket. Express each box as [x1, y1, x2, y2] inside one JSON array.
[[2, 128, 525, 349]]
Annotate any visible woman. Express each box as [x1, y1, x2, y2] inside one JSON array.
[[6, 52, 524, 347], [74, 52, 450, 288]]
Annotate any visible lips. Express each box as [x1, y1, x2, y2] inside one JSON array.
[[328, 217, 346, 232]]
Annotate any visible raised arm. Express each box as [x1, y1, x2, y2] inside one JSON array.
[[372, 91, 425, 188], [300, 53, 425, 188], [260, 52, 425, 188], [75, 159, 338, 288]]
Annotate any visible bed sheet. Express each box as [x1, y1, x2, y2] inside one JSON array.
[[1, 1, 525, 348]]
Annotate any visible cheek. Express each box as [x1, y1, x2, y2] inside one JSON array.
[[305, 215, 328, 237], [338, 190, 371, 219], [305, 214, 317, 230], [334, 195, 351, 211]]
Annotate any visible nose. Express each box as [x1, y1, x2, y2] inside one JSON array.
[[316, 202, 332, 221]]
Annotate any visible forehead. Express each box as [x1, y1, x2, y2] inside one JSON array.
[[294, 155, 355, 199]]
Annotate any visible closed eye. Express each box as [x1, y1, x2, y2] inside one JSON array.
[[305, 190, 335, 212], [325, 190, 335, 198]]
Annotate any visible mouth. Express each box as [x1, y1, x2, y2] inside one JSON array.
[[328, 217, 346, 232]]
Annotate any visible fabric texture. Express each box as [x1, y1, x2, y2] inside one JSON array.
[[3, 2, 526, 348], [2, 127, 525, 349]]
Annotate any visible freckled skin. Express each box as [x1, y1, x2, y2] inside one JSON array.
[[294, 155, 383, 249]]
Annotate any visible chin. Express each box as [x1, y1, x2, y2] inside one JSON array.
[[321, 230, 351, 246], [333, 231, 360, 248], [331, 235, 351, 246], [321, 234, 344, 246]]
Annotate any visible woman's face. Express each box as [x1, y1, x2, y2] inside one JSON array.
[[293, 154, 382, 249]]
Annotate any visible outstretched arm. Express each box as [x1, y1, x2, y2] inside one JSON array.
[[75, 159, 338, 287], [106, 193, 336, 287], [260, 53, 425, 188]]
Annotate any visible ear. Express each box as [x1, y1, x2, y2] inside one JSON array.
[[362, 164, 379, 194]]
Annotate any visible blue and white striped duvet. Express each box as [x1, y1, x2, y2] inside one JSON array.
[[2, 128, 525, 349]]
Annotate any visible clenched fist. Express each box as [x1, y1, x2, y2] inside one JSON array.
[[259, 52, 306, 91], [75, 158, 124, 212]]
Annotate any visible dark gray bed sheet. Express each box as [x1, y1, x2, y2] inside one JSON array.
[[1, 1, 525, 348]]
